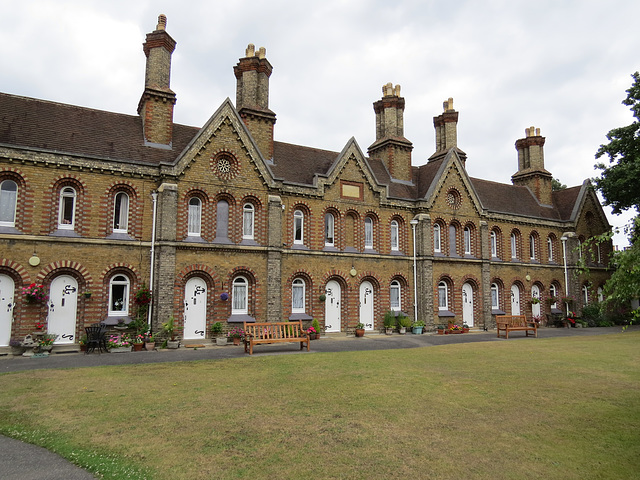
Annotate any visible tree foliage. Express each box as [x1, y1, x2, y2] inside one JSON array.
[[594, 72, 640, 215], [551, 178, 567, 191]]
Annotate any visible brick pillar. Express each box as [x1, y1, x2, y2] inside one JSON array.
[[266, 195, 283, 322], [413, 214, 433, 328], [480, 221, 492, 329]]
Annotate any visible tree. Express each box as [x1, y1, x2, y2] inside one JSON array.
[[551, 178, 567, 191], [594, 72, 640, 215]]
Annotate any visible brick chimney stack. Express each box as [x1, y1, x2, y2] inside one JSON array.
[[433, 98, 458, 153], [234, 44, 276, 160], [367, 83, 413, 182], [512, 127, 553, 205], [137, 14, 177, 147]]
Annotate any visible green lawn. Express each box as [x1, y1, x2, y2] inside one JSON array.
[[1, 332, 639, 479]]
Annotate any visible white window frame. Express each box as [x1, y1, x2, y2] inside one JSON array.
[[58, 186, 76, 230], [188, 197, 202, 237], [597, 286, 604, 303], [232, 276, 248, 314], [549, 284, 558, 309], [324, 213, 334, 247], [547, 236, 553, 262], [438, 281, 448, 311], [582, 284, 589, 306], [434, 224, 441, 253], [390, 220, 399, 251], [510, 233, 517, 259], [464, 226, 472, 255], [0, 179, 17, 227], [113, 192, 129, 233], [530, 234, 536, 260], [490, 231, 497, 258], [293, 210, 304, 245], [364, 217, 374, 250], [291, 278, 306, 314], [491, 283, 499, 309], [390, 280, 401, 311], [243, 203, 254, 240], [108, 274, 130, 316]]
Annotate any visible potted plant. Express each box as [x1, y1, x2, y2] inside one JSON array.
[[449, 324, 463, 334], [107, 333, 132, 352], [412, 320, 425, 334], [145, 332, 156, 351], [436, 325, 445, 335], [162, 316, 180, 348], [318, 294, 326, 302], [9, 339, 24, 356], [34, 321, 45, 332], [462, 323, 470, 333], [227, 327, 244, 345], [22, 283, 48, 304], [397, 314, 411, 334], [210, 321, 227, 346], [132, 334, 145, 351], [37, 333, 57, 353], [220, 292, 229, 301], [83, 291, 92, 299], [383, 311, 396, 335], [311, 318, 321, 339], [354, 322, 365, 337], [78, 334, 88, 352], [114, 318, 128, 330], [306, 326, 317, 340]]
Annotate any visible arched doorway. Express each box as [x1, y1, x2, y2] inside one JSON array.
[[324, 280, 341, 332], [359, 281, 374, 331], [511, 284, 521, 315], [0, 274, 15, 346], [462, 282, 474, 327], [48, 275, 78, 344], [531, 284, 541, 318], [184, 277, 207, 340]]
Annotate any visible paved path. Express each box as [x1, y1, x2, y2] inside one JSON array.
[[0, 324, 635, 478]]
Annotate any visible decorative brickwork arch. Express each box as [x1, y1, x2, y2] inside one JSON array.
[[289, 202, 313, 248], [99, 264, 141, 322], [321, 272, 349, 332], [240, 195, 264, 245], [181, 188, 212, 241], [321, 206, 342, 250], [226, 266, 259, 320], [343, 209, 360, 252], [490, 225, 503, 260], [48, 176, 89, 236], [175, 265, 221, 337], [103, 182, 142, 239], [284, 270, 315, 320], [389, 214, 406, 254]]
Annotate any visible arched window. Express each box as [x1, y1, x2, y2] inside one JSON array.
[[434, 224, 441, 253], [449, 225, 457, 256], [0, 179, 17, 227], [438, 281, 449, 311], [490, 231, 497, 258], [243, 203, 254, 240], [582, 284, 589, 306], [232, 276, 248, 314], [109, 274, 130, 316], [529, 234, 536, 260], [215, 200, 229, 242], [364, 217, 374, 249], [292, 278, 306, 314], [464, 226, 472, 255], [390, 220, 399, 251], [510, 232, 517, 259], [188, 197, 202, 237], [597, 286, 604, 303], [549, 284, 558, 309], [491, 283, 499, 310], [390, 280, 401, 311], [58, 186, 76, 229], [293, 210, 304, 245], [113, 192, 129, 233], [324, 213, 334, 247], [547, 236, 554, 262]]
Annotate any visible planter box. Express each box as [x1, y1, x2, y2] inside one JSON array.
[[110, 346, 132, 353], [215, 337, 228, 346]]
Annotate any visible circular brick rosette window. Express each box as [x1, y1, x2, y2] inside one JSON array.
[[446, 188, 462, 209], [211, 152, 240, 180]]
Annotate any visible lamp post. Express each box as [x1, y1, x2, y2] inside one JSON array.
[[561, 234, 569, 316], [410, 219, 419, 325]]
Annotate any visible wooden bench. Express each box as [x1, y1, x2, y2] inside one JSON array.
[[496, 315, 538, 339], [243, 321, 310, 355]]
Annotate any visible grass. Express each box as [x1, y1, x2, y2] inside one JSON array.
[[0, 332, 639, 479]]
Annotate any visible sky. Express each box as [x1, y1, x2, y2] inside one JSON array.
[[1, 0, 638, 246]]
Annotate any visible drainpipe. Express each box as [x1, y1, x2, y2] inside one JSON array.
[[410, 219, 419, 324], [148, 190, 158, 328], [560, 232, 573, 317]]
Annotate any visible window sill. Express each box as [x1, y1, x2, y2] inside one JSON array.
[[228, 314, 256, 323], [289, 313, 313, 321], [51, 229, 81, 238], [438, 310, 455, 317], [291, 244, 309, 251]]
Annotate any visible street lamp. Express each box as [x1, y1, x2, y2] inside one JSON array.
[[410, 219, 419, 325]]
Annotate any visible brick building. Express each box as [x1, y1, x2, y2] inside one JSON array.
[[0, 16, 612, 348]]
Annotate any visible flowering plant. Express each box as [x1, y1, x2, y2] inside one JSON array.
[[134, 285, 152, 305], [107, 334, 131, 349], [227, 327, 244, 339], [145, 332, 156, 342], [22, 283, 48, 303], [449, 324, 463, 331], [220, 292, 229, 301], [566, 312, 577, 324], [35, 322, 45, 330], [38, 333, 57, 346], [306, 326, 316, 334], [132, 334, 145, 344]]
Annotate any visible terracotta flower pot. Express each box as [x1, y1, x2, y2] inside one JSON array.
[[355, 328, 365, 337]]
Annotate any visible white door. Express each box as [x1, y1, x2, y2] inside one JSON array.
[[531, 285, 541, 318], [184, 277, 207, 340], [462, 282, 474, 327], [511, 284, 521, 316], [324, 280, 341, 332], [359, 281, 374, 331], [0, 274, 15, 346], [48, 275, 78, 344]]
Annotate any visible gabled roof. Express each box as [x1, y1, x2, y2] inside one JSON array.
[[270, 142, 339, 184], [0, 92, 198, 164]]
